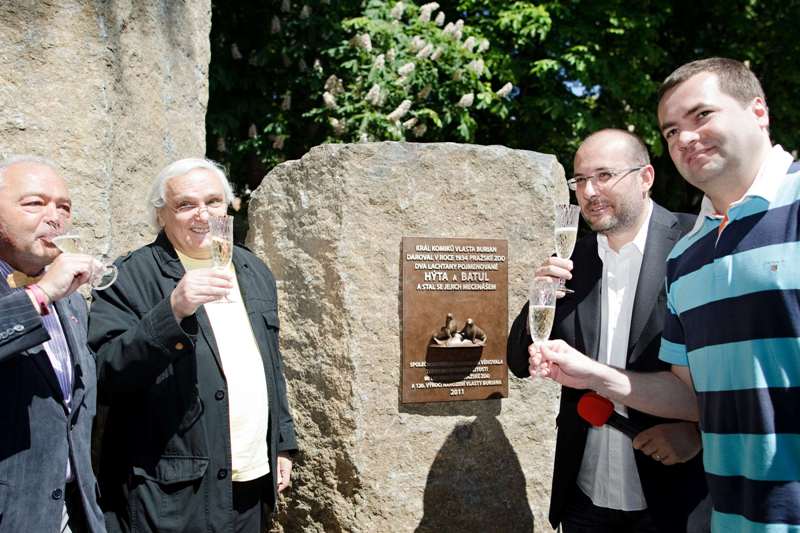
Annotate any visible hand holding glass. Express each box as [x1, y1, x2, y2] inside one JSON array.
[[554, 204, 580, 294], [51, 234, 118, 290]]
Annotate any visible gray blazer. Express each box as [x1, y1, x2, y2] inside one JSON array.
[[0, 286, 105, 533]]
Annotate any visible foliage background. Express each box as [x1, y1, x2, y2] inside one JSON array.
[[206, 0, 800, 218]]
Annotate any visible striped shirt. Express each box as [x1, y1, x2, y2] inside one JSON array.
[[0, 259, 74, 403], [659, 145, 800, 532]]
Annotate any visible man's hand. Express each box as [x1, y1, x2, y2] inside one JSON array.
[[529, 339, 604, 389], [276, 452, 293, 493], [633, 422, 702, 465], [170, 269, 234, 320], [36, 253, 103, 303], [531, 342, 700, 421], [534, 256, 573, 299]]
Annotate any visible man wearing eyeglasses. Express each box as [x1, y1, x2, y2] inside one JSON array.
[[508, 129, 707, 532], [88, 158, 298, 533]]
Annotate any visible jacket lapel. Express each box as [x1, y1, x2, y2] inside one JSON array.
[[21, 301, 80, 407], [26, 343, 65, 402], [0, 272, 65, 401], [233, 250, 255, 305], [194, 248, 254, 376], [195, 307, 225, 376], [573, 235, 603, 361], [234, 253, 265, 335], [627, 203, 680, 364], [152, 230, 188, 282], [55, 295, 87, 410]]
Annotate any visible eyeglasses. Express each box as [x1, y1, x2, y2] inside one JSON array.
[[169, 199, 227, 216], [567, 166, 643, 191]]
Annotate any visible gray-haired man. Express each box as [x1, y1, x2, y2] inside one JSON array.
[[0, 156, 106, 532], [89, 158, 298, 533]]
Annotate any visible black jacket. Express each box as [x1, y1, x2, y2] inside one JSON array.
[[88, 232, 298, 532], [507, 203, 707, 532]]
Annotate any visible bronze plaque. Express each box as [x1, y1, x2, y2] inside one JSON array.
[[401, 237, 509, 403]]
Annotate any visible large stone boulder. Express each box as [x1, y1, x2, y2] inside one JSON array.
[[0, 0, 211, 254], [247, 142, 569, 532]]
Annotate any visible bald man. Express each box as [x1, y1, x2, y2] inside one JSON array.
[[0, 156, 105, 532], [508, 129, 707, 532]]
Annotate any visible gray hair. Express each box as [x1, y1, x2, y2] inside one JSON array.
[[0, 155, 62, 185], [147, 157, 235, 230]]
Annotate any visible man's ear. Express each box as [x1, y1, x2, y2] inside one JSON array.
[[751, 97, 770, 130], [640, 165, 655, 196]]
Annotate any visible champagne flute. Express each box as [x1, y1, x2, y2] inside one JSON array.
[[51, 234, 118, 290], [529, 277, 557, 345], [208, 215, 234, 302], [554, 203, 581, 294]]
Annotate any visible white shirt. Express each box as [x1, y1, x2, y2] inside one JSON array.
[[575, 200, 652, 511]]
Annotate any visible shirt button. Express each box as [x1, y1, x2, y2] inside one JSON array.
[[51, 488, 63, 500], [217, 469, 228, 480], [215, 390, 225, 401], [175, 342, 184, 350]]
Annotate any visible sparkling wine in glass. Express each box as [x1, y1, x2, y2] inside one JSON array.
[[51, 234, 118, 290], [208, 215, 234, 302], [51, 234, 82, 253], [554, 204, 581, 294], [529, 277, 557, 345], [211, 235, 233, 269]]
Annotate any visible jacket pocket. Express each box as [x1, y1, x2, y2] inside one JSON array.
[[130, 456, 208, 533], [263, 309, 280, 330], [260, 310, 281, 353]]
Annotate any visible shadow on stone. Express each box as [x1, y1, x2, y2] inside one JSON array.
[[415, 414, 534, 532]]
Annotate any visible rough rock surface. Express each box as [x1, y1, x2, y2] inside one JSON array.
[[0, 0, 211, 255], [248, 142, 569, 532]]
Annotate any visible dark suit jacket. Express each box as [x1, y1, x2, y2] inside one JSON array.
[[508, 202, 707, 532], [0, 286, 105, 533]]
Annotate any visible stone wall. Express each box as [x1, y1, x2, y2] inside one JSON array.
[[247, 142, 569, 532], [0, 0, 211, 255]]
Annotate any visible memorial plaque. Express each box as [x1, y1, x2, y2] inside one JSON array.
[[401, 237, 508, 403]]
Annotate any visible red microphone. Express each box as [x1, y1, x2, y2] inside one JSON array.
[[577, 392, 647, 440]]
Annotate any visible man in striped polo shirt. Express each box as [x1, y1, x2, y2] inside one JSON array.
[[532, 57, 800, 532]]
